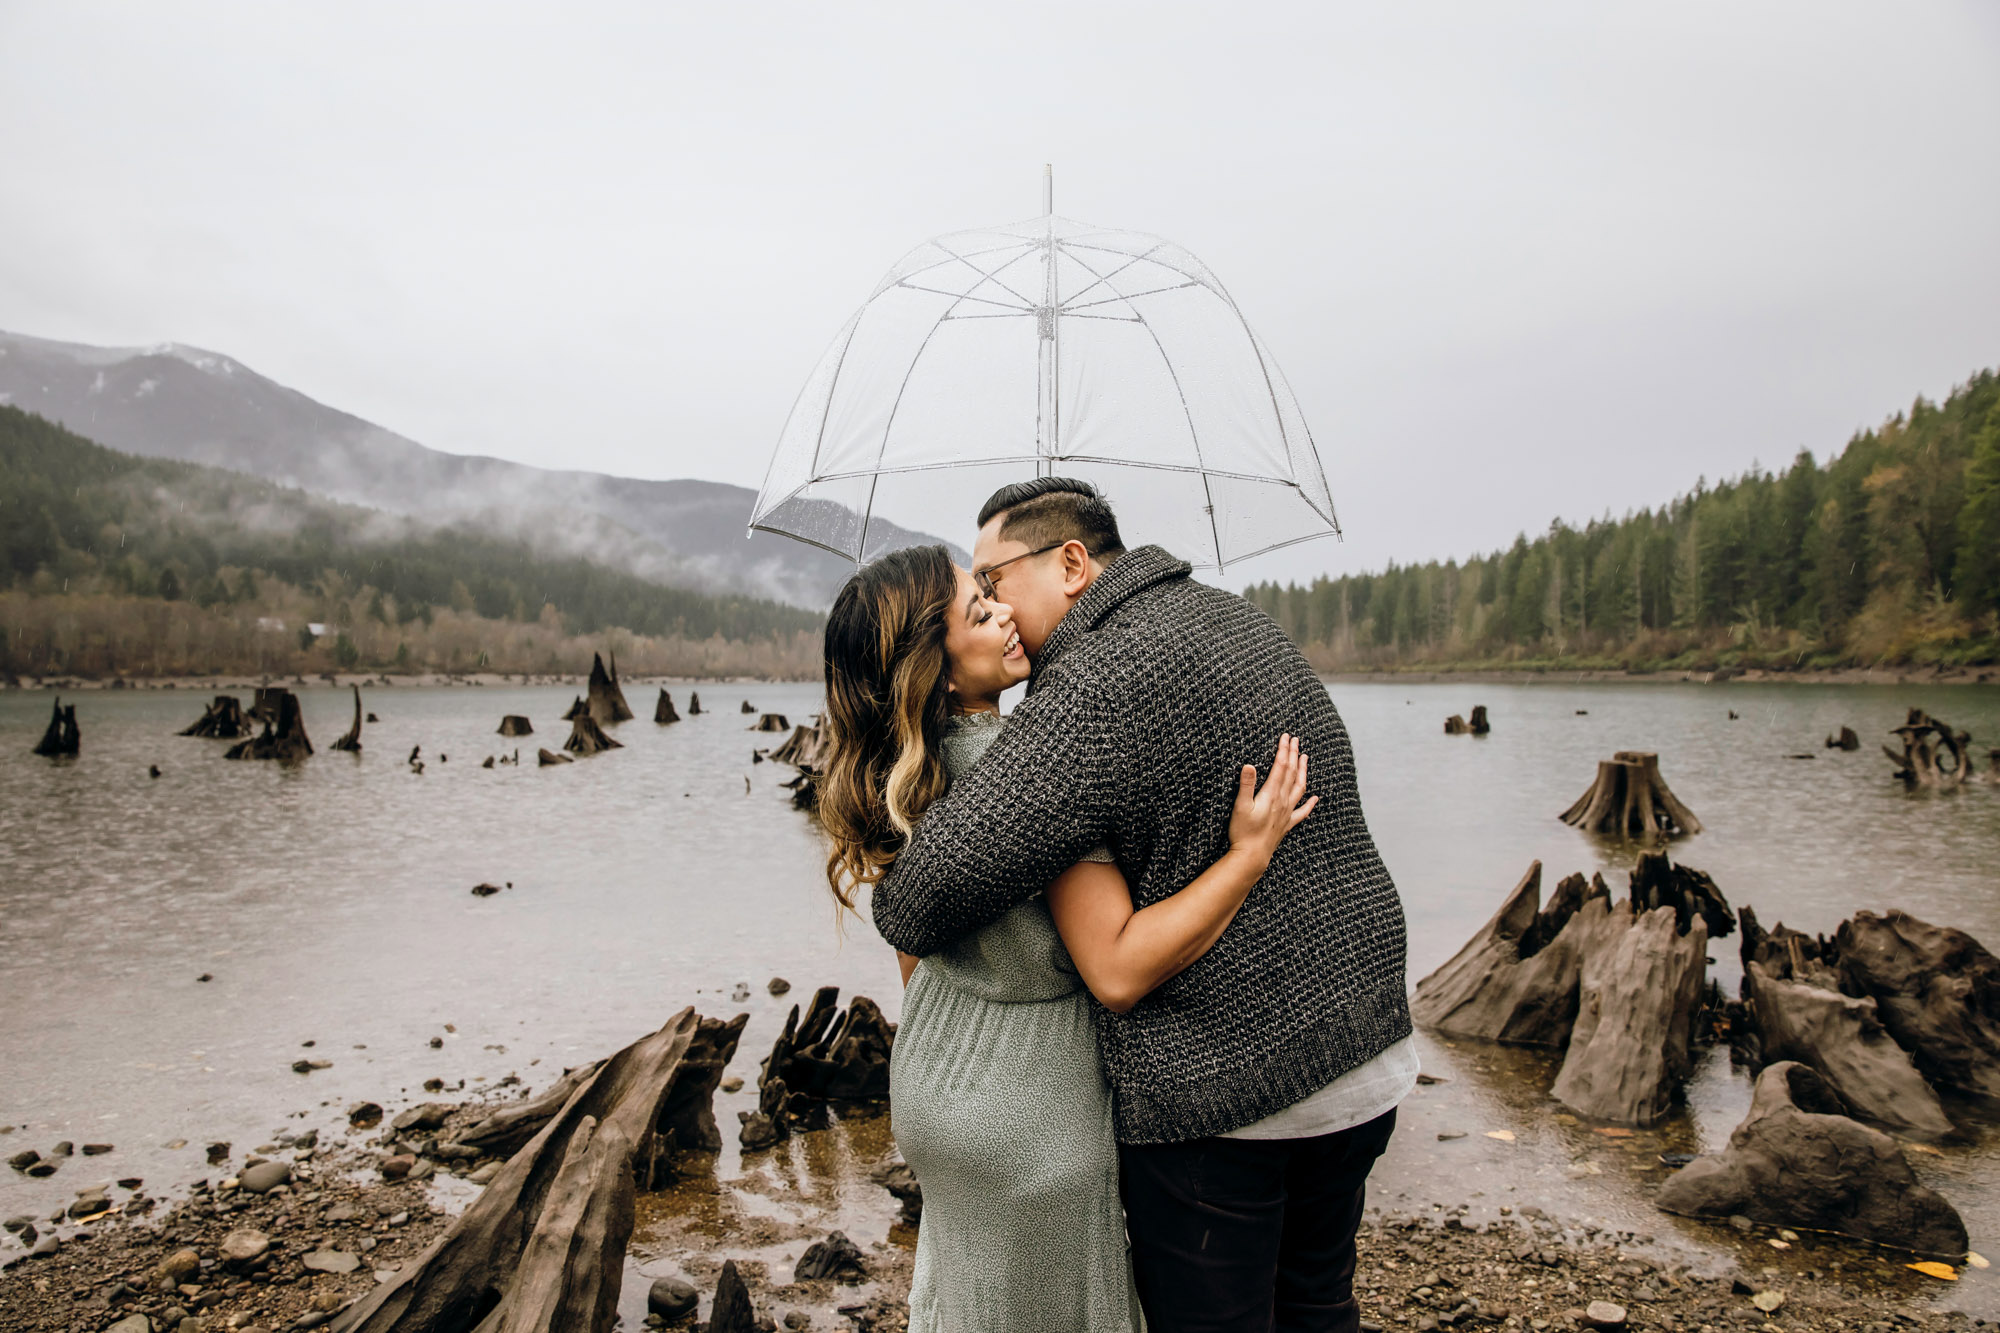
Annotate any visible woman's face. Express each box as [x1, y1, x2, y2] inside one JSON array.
[[943, 565, 1029, 708]]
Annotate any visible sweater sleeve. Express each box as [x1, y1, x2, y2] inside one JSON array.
[[872, 667, 1128, 956]]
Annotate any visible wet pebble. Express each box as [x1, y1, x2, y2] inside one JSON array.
[[240, 1161, 292, 1193], [649, 1275, 698, 1319]]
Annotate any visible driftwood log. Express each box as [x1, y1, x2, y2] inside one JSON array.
[[585, 652, 634, 725], [1826, 725, 1860, 751], [1443, 705, 1491, 736], [332, 1009, 705, 1333], [330, 684, 364, 753], [740, 987, 893, 1150], [654, 690, 680, 724], [224, 690, 313, 761], [751, 713, 790, 733], [1883, 708, 1973, 787], [180, 695, 251, 739], [497, 715, 533, 737], [1655, 1061, 1967, 1259], [687, 692, 703, 716], [1558, 750, 1702, 839], [30, 697, 80, 756], [563, 711, 623, 757]]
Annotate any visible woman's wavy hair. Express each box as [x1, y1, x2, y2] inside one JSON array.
[[819, 544, 959, 912]]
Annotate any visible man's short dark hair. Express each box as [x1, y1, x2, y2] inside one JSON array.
[[977, 476, 1126, 560]]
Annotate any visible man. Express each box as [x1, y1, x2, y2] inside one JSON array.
[[872, 477, 1415, 1333]]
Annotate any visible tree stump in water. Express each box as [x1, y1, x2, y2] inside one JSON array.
[[769, 716, 830, 809], [330, 684, 363, 753], [687, 692, 703, 715], [1550, 901, 1709, 1125], [741, 987, 893, 1150], [740, 700, 756, 714], [1655, 1061, 1967, 1258], [654, 690, 680, 724], [1826, 725, 1860, 751], [1832, 910, 2000, 1102], [537, 747, 571, 766], [334, 1009, 703, 1333], [1883, 709, 1972, 787], [563, 711, 623, 757], [1558, 750, 1702, 839], [585, 651, 634, 725], [498, 715, 534, 737], [1628, 850, 1734, 939], [751, 713, 790, 733], [561, 695, 587, 721], [31, 697, 80, 756], [1443, 705, 1491, 736], [180, 695, 251, 739], [248, 687, 288, 725], [224, 690, 312, 761]]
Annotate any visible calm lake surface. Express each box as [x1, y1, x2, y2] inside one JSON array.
[[4, 679, 1999, 1309]]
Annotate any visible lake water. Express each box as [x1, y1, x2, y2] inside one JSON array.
[[4, 679, 1999, 1313]]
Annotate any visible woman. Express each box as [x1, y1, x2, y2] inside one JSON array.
[[818, 544, 1317, 1333]]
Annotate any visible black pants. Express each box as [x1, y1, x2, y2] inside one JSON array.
[[1120, 1107, 1397, 1333]]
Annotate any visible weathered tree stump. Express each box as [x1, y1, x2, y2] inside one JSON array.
[[705, 1260, 760, 1333], [330, 685, 364, 753], [537, 748, 571, 767], [563, 712, 624, 757], [585, 651, 634, 725], [1826, 726, 1860, 751], [453, 1064, 605, 1160], [247, 686, 290, 725], [1445, 706, 1492, 736], [333, 1008, 703, 1333], [740, 988, 894, 1150], [1410, 862, 1613, 1047], [646, 1014, 749, 1181], [751, 713, 790, 733], [1655, 1061, 1967, 1258], [1550, 903, 1708, 1125], [1883, 709, 1973, 787], [1832, 910, 2000, 1102], [1443, 714, 1467, 735], [740, 700, 756, 714], [687, 692, 703, 715], [654, 690, 680, 724], [561, 695, 587, 721], [1628, 850, 1734, 940], [180, 695, 251, 739], [769, 718, 829, 768], [1558, 750, 1702, 839], [497, 715, 534, 737], [31, 697, 80, 757], [1744, 956, 1952, 1136], [224, 690, 313, 761]]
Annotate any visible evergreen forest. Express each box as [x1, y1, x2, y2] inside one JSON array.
[[0, 406, 823, 678], [1245, 370, 2000, 673]]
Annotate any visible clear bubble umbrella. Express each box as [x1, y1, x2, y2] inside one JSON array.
[[750, 173, 1341, 572]]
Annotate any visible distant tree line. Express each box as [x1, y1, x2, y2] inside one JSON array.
[[1245, 369, 2000, 671], [0, 405, 824, 676]]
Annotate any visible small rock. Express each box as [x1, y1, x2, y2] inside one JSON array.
[[380, 1154, 416, 1181], [291, 1059, 332, 1073], [240, 1161, 292, 1194], [731, 983, 752, 1003], [794, 1230, 868, 1283], [219, 1228, 271, 1266], [467, 1162, 502, 1186], [1583, 1301, 1628, 1330], [1437, 1131, 1466, 1141], [207, 1141, 232, 1164], [429, 1036, 444, 1049], [24, 1161, 56, 1177], [50, 1140, 73, 1156], [82, 1142, 115, 1155], [768, 977, 792, 996], [156, 1248, 202, 1283], [1415, 1072, 1448, 1085], [69, 1193, 113, 1220], [347, 1102, 383, 1128], [471, 882, 502, 897], [302, 1249, 362, 1275], [197, 973, 213, 982], [391, 1103, 452, 1132], [105, 1315, 153, 1333], [1750, 1292, 1786, 1313], [6, 1150, 38, 1171], [30, 1233, 58, 1256], [1727, 1215, 1754, 1232], [721, 1076, 745, 1094], [739, 1112, 780, 1151], [648, 1275, 699, 1319]]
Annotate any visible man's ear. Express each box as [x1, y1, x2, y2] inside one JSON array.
[[1058, 540, 1095, 598]]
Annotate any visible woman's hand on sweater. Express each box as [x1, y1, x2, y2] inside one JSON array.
[[1226, 732, 1316, 872]]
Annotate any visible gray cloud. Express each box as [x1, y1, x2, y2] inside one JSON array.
[[4, 2, 1997, 588]]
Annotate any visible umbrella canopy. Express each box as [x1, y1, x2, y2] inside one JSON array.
[[751, 203, 1340, 572]]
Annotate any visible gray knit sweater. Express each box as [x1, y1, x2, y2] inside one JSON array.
[[872, 545, 1411, 1144]]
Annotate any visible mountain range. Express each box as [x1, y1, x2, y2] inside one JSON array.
[[0, 329, 946, 608]]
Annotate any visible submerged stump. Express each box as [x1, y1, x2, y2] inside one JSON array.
[[537, 747, 572, 767], [740, 700, 756, 714], [1656, 1061, 1967, 1258], [1826, 725, 1861, 751], [653, 690, 680, 724], [1883, 708, 1973, 787], [750, 712, 790, 733], [586, 651, 634, 725], [329, 684, 364, 753], [687, 692, 703, 716], [498, 715, 534, 737], [1558, 750, 1702, 839], [741, 987, 893, 1150], [224, 690, 312, 761], [180, 695, 251, 739], [31, 697, 80, 757], [563, 711, 623, 757]]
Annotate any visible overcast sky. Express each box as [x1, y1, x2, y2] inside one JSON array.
[[4, 3, 1998, 586]]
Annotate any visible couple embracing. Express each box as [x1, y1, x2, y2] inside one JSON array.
[[818, 477, 1415, 1333]]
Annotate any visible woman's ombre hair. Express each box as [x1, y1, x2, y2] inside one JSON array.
[[819, 544, 958, 912]]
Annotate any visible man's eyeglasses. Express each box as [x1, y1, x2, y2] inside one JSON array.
[[973, 543, 1065, 600]]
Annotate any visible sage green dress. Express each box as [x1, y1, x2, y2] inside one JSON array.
[[889, 711, 1143, 1333]]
